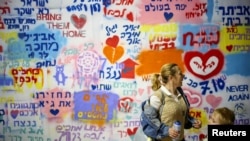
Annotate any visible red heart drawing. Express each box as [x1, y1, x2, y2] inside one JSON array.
[[126, 12, 133, 22], [71, 14, 87, 29], [127, 127, 138, 136], [226, 45, 233, 52], [118, 97, 133, 112], [11, 110, 19, 119], [206, 95, 222, 109], [0, 45, 3, 52], [106, 35, 119, 47], [199, 133, 207, 140], [184, 49, 224, 80]]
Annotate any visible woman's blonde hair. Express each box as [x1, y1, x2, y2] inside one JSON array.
[[213, 107, 235, 125], [151, 63, 178, 91]]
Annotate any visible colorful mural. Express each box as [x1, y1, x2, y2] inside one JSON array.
[[0, 0, 250, 141]]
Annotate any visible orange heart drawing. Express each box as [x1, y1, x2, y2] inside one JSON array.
[[103, 45, 124, 64], [106, 35, 119, 48]]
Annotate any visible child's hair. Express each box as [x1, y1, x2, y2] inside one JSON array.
[[213, 107, 235, 125]]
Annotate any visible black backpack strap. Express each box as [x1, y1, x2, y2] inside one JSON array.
[[177, 87, 190, 108], [177, 87, 194, 129]]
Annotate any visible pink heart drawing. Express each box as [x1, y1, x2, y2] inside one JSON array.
[[71, 14, 87, 29], [206, 95, 222, 109], [138, 88, 144, 96], [11, 110, 19, 119], [184, 90, 202, 107]]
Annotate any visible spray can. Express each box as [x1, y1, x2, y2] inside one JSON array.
[[172, 121, 181, 141]]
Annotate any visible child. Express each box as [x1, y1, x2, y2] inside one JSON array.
[[200, 107, 235, 141], [209, 107, 235, 125]]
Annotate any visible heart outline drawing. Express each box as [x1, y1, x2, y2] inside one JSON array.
[[184, 89, 202, 107], [71, 14, 87, 29], [118, 97, 133, 112], [184, 49, 224, 80]]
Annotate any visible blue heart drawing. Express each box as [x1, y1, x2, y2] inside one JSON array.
[[164, 12, 173, 21], [18, 32, 26, 40], [50, 109, 59, 115], [91, 84, 97, 90]]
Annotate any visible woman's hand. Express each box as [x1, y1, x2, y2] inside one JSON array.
[[192, 119, 202, 129], [168, 126, 180, 138]]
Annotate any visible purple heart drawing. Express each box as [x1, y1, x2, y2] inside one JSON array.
[[50, 109, 59, 116], [164, 12, 173, 21], [11, 110, 19, 119]]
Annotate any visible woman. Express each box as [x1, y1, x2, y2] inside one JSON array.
[[149, 63, 202, 141]]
